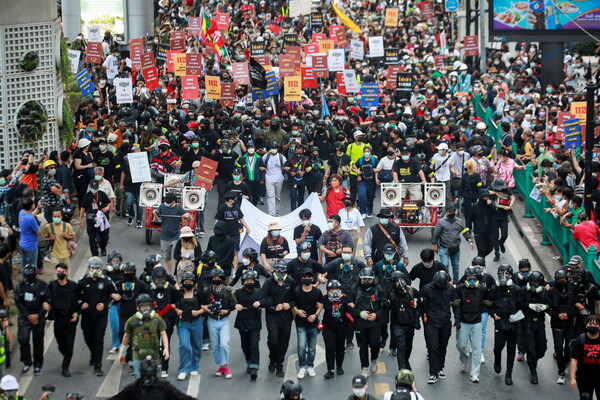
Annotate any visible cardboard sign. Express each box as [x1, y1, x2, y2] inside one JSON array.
[[232, 62, 250, 85], [328, 49, 345, 71], [250, 41, 266, 57], [434, 55, 445, 70], [195, 157, 219, 190], [319, 40, 335, 54], [188, 17, 202, 36], [301, 66, 318, 89], [368, 36, 384, 58], [384, 48, 400, 65], [336, 72, 347, 95], [144, 66, 160, 90], [129, 38, 145, 70], [156, 43, 170, 63], [85, 42, 103, 64], [67, 50, 80, 74], [170, 37, 186, 53], [335, 30, 348, 48], [564, 118, 582, 149], [312, 33, 327, 43], [361, 83, 380, 108], [186, 53, 203, 75], [141, 52, 155, 69], [220, 83, 236, 108], [283, 34, 298, 48], [166, 50, 177, 72], [396, 72, 413, 92], [386, 65, 404, 89], [350, 39, 364, 60], [310, 10, 323, 27], [205, 76, 221, 99], [87, 26, 101, 42], [286, 45, 302, 58], [463, 36, 479, 57], [115, 77, 134, 104], [173, 53, 187, 76], [312, 55, 328, 78], [216, 13, 230, 30], [385, 8, 399, 27], [181, 75, 199, 99], [556, 112, 574, 141], [76, 70, 95, 97], [421, 1, 434, 18], [284, 76, 302, 101], [305, 43, 319, 56], [128, 152, 152, 183], [279, 55, 299, 77], [342, 69, 360, 93]]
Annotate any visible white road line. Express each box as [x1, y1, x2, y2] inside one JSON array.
[[187, 373, 201, 397], [505, 231, 519, 260], [96, 358, 123, 398], [284, 354, 298, 381]]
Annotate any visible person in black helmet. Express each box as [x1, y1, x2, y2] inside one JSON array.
[[522, 271, 549, 384], [230, 248, 271, 289], [322, 280, 351, 379], [280, 380, 304, 400], [547, 269, 576, 385], [388, 270, 420, 370], [489, 264, 524, 385], [108, 356, 196, 400], [514, 258, 531, 362], [420, 270, 459, 384], [304, 146, 325, 195], [234, 271, 262, 380]]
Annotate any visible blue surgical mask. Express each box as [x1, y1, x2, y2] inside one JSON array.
[[341, 253, 352, 261], [379, 218, 389, 225], [301, 252, 310, 261], [384, 253, 394, 261]]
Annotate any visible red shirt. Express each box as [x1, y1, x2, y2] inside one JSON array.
[[573, 220, 600, 250], [325, 186, 348, 218]]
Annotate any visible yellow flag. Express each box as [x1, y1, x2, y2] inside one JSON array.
[[332, 1, 362, 34]]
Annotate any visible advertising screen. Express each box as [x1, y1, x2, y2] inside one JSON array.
[[80, 0, 125, 37], [491, 0, 600, 37]]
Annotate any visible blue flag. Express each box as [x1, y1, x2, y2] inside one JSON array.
[[321, 94, 330, 117], [76, 70, 95, 97]]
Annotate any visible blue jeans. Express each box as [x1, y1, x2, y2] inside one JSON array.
[[297, 326, 318, 368], [208, 317, 230, 366], [178, 318, 203, 373], [439, 247, 461, 282], [125, 191, 142, 223], [358, 181, 376, 215], [108, 304, 121, 348], [481, 312, 489, 350], [456, 322, 482, 378], [21, 248, 38, 270]]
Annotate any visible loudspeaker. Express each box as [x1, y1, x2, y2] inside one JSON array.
[[425, 183, 446, 207], [139, 183, 163, 207], [182, 187, 206, 211], [381, 183, 402, 207]]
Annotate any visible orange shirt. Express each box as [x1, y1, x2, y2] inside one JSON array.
[[114, 129, 126, 148]]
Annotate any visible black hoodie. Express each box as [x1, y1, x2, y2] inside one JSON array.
[[206, 221, 236, 274]]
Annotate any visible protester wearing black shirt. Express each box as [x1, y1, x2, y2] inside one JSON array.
[[214, 191, 250, 249], [569, 315, 600, 398], [466, 189, 495, 261], [409, 249, 449, 291], [223, 168, 251, 206], [293, 209, 322, 262], [322, 280, 351, 379], [79, 180, 111, 257], [234, 272, 262, 380], [286, 242, 323, 285]]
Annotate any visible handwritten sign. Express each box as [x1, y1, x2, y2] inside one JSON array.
[[128, 152, 152, 183]]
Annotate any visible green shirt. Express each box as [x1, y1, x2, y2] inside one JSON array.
[[571, 206, 585, 225], [124, 314, 167, 360], [536, 152, 554, 176]]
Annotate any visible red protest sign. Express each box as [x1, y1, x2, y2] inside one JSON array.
[[171, 30, 187, 40], [421, 1, 434, 18], [85, 42, 103, 64], [305, 43, 319, 55], [144, 66, 160, 90], [254, 56, 271, 70], [312, 33, 327, 43], [286, 45, 302, 57], [129, 38, 145, 70], [336, 30, 348, 48], [463, 36, 479, 57], [269, 24, 281, 35], [186, 53, 203, 75], [556, 112, 574, 141], [312, 55, 328, 78], [188, 17, 202, 36], [216, 13, 230, 30], [434, 55, 445, 70], [232, 62, 250, 85], [181, 75, 199, 99], [386, 65, 404, 89], [196, 157, 219, 190], [220, 83, 235, 108], [170, 38, 186, 53], [301, 66, 318, 89], [166, 51, 177, 72], [279, 55, 299, 77], [337, 72, 347, 95], [141, 52, 155, 70], [329, 25, 343, 40]]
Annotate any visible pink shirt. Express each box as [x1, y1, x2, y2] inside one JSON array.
[[496, 158, 517, 188]]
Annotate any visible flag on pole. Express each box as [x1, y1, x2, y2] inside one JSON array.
[[331, 1, 362, 34], [321, 94, 330, 117], [201, 14, 229, 61], [249, 58, 267, 89]]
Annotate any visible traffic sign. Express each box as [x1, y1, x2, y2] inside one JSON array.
[[445, 0, 459, 12]]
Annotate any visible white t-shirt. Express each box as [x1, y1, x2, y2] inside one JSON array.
[[431, 152, 452, 182], [262, 152, 286, 182], [377, 156, 397, 171], [450, 151, 471, 177], [338, 207, 365, 231], [103, 55, 119, 79], [383, 391, 425, 400]]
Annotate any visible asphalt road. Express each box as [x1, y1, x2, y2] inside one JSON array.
[[13, 187, 577, 400]]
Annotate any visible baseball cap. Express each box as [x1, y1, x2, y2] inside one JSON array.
[[352, 375, 368, 388]]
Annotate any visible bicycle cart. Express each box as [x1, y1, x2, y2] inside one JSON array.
[[144, 208, 199, 244]]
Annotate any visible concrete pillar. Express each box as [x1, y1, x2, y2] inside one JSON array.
[[126, 0, 154, 41], [61, 0, 81, 41], [540, 42, 564, 87]]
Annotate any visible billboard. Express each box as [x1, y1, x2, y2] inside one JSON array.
[[490, 0, 600, 40], [81, 0, 125, 38]]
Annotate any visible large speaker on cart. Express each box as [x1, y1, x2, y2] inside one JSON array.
[[425, 183, 446, 207], [381, 183, 402, 207], [139, 183, 163, 207], [182, 187, 206, 211]]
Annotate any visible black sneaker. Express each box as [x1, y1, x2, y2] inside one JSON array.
[[505, 374, 513, 385], [336, 367, 344, 376], [324, 370, 334, 379], [346, 342, 355, 350], [268, 363, 276, 373], [428, 374, 438, 384], [500, 243, 506, 253], [530, 372, 538, 384], [493, 253, 500, 262], [101, 248, 107, 257], [116, 211, 121, 217], [62, 368, 71, 377], [21, 365, 31, 376], [246, 366, 251, 374], [437, 370, 446, 379], [494, 358, 501, 374], [276, 368, 284, 377], [136, 222, 142, 229], [128, 216, 134, 225], [250, 368, 257, 381], [95, 367, 104, 376], [34, 367, 42, 376]]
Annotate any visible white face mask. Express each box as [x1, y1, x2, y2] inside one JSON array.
[[327, 222, 334, 230], [248, 148, 255, 154], [271, 148, 278, 154], [302, 219, 310, 226], [242, 258, 251, 266], [353, 388, 366, 397]]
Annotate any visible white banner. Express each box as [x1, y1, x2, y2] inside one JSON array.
[[67, 50, 80, 74], [368, 36, 384, 58], [289, 0, 312, 17], [87, 26, 102, 42], [350, 39, 364, 60], [328, 49, 345, 72], [128, 151, 152, 183], [115, 78, 133, 104], [342, 69, 360, 93]]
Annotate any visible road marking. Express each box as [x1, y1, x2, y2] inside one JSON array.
[[283, 344, 325, 381], [505, 233, 519, 260], [96, 359, 123, 397], [106, 353, 118, 361], [187, 373, 201, 397], [376, 361, 386, 374], [374, 382, 390, 395]]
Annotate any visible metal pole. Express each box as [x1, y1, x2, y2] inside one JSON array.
[[479, 0, 486, 73], [584, 83, 597, 216], [466, 0, 471, 36]]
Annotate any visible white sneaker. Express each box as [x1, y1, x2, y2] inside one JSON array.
[[307, 367, 316, 377], [480, 354, 485, 364], [361, 214, 367, 219], [202, 343, 210, 351], [177, 372, 187, 381], [370, 360, 378, 374], [461, 361, 468, 372], [557, 374, 566, 384], [297, 367, 306, 379], [361, 367, 370, 378], [108, 347, 119, 354], [160, 370, 168, 378], [471, 375, 479, 383], [190, 371, 199, 376]]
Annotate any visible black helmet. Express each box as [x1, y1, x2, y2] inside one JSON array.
[[270, 141, 279, 149], [242, 248, 258, 261], [391, 270, 407, 282], [23, 264, 36, 282], [280, 380, 302, 399], [297, 241, 311, 253], [123, 262, 136, 273], [464, 266, 478, 277], [359, 267, 375, 284], [210, 268, 226, 278], [310, 146, 319, 153], [315, 120, 326, 127], [136, 293, 153, 307], [241, 271, 256, 282], [139, 355, 159, 379], [518, 258, 531, 270], [497, 264, 513, 276], [554, 269, 568, 281], [326, 279, 342, 290], [202, 250, 217, 264], [529, 271, 545, 286], [274, 260, 288, 273], [145, 254, 161, 269], [181, 272, 196, 283], [433, 270, 449, 288], [471, 256, 486, 267], [108, 250, 123, 263], [152, 266, 167, 280]]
